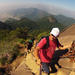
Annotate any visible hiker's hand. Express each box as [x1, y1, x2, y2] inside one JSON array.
[[59, 44, 71, 50], [36, 59, 41, 65]]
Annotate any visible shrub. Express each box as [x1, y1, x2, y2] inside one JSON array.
[[8, 44, 20, 63], [0, 56, 8, 65]]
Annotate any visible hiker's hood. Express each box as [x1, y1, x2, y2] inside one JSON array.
[[50, 28, 60, 37]]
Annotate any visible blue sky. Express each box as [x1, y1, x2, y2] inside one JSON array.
[[0, 0, 75, 11]]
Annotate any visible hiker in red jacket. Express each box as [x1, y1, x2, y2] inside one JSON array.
[[34, 27, 71, 75]]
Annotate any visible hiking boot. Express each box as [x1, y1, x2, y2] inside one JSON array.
[[50, 69, 57, 73]]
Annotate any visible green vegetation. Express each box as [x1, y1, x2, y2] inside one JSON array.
[[0, 56, 8, 65], [36, 16, 65, 32], [54, 15, 75, 26]]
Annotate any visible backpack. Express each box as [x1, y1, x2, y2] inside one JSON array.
[[38, 36, 59, 49], [38, 36, 49, 49]]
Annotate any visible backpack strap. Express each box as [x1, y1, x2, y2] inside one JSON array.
[[46, 36, 59, 48], [45, 36, 49, 48], [42, 36, 49, 49], [56, 38, 60, 48], [43, 36, 59, 48]]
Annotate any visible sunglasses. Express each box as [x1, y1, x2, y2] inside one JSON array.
[[51, 34, 56, 38]]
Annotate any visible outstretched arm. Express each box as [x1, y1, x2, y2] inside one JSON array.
[[58, 44, 71, 50], [56, 39, 71, 50]]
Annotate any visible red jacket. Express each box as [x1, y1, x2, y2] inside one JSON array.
[[37, 37, 61, 63]]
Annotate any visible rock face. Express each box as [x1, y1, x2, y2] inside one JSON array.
[[11, 53, 75, 75], [48, 16, 57, 23], [11, 58, 33, 75], [59, 58, 75, 75], [60, 24, 75, 37], [69, 63, 75, 75], [59, 24, 75, 46]]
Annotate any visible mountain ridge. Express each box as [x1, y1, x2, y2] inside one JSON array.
[[7, 8, 75, 26], [0, 8, 75, 27]]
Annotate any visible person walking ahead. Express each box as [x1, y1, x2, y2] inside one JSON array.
[[34, 28, 70, 75]]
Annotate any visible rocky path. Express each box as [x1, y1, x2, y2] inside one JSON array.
[[10, 54, 75, 75], [11, 58, 33, 75], [58, 58, 75, 75]]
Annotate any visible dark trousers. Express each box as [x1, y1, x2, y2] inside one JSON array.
[[41, 62, 50, 74]]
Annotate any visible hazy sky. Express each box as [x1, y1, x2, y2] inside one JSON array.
[[0, 0, 75, 10], [0, 0, 75, 19]]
